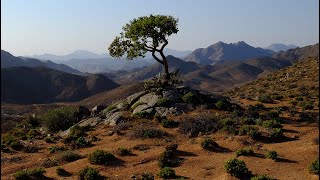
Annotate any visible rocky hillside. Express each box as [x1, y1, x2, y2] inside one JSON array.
[[1, 66, 120, 104], [184, 41, 273, 65], [273, 43, 319, 62]]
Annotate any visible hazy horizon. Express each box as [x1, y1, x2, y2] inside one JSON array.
[[1, 0, 319, 56]]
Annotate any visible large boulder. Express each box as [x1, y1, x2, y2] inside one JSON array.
[[136, 92, 160, 107], [133, 104, 151, 114], [58, 117, 102, 137], [162, 88, 182, 102], [125, 91, 148, 106], [104, 111, 126, 126], [155, 107, 180, 116]]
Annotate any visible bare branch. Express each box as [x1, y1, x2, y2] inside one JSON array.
[[152, 50, 164, 64]]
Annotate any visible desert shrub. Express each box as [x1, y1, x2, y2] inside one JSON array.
[[88, 149, 116, 165], [245, 105, 260, 118], [134, 111, 152, 119], [258, 94, 272, 103], [131, 127, 168, 139], [41, 158, 59, 168], [308, 158, 319, 174], [74, 136, 92, 148], [179, 116, 219, 137], [235, 147, 254, 157], [22, 144, 39, 153], [224, 158, 249, 177], [158, 150, 176, 168], [42, 107, 78, 132], [106, 104, 117, 112], [25, 115, 41, 127], [156, 97, 172, 107], [262, 120, 283, 129], [295, 96, 304, 101], [300, 101, 314, 110], [161, 119, 179, 128], [159, 167, 176, 178], [44, 136, 55, 143], [26, 129, 40, 140], [78, 167, 100, 180], [9, 141, 23, 150], [269, 128, 283, 139], [11, 128, 27, 140], [14, 168, 45, 180], [264, 111, 280, 119], [250, 175, 273, 180], [182, 92, 197, 104], [265, 150, 278, 160], [1, 134, 18, 147], [219, 118, 237, 134], [272, 94, 283, 100], [141, 172, 154, 180], [215, 100, 233, 111], [48, 146, 67, 153], [116, 147, 132, 156], [201, 138, 218, 150], [60, 151, 82, 162], [299, 112, 313, 122], [240, 117, 256, 125], [238, 125, 260, 139], [56, 167, 69, 176], [165, 143, 178, 151]]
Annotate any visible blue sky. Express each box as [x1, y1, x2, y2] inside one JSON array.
[[1, 0, 319, 56]]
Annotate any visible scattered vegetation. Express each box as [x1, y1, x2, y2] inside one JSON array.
[[179, 115, 219, 137], [130, 127, 168, 139], [182, 92, 197, 104], [141, 172, 154, 180], [308, 158, 319, 175], [235, 147, 254, 157], [56, 167, 70, 176], [250, 175, 274, 180], [42, 107, 79, 132], [201, 138, 218, 150], [88, 149, 116, 165], [14, 168, 45, 180], [158, 149, 177, 168], [156, 97, 172, 107], [265, 150, 278, 160], [161, 118, 179, 128], [159, 167, 176, 178], [116, 147, 132, 156], [224, 158, 249, 177], [78, 166, 100, 180], [59, 151, 82, 162]]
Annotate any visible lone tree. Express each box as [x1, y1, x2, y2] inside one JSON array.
[[108, 14, 179, 82]]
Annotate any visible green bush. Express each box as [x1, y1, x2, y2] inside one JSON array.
[[117, 147, 132, 156], [10, 141, 24, 150], [238, 125, 260, 139], [131, 127, 168, 139], [224, 158, 249, 177], [42, 107, 78, 132], [219, 118, 237, 134], [40, 158, 58, 168], [158, 150, 176, 168], [134, 111, 152, 119], [295, 96, 304, 101], [141, 172, 154, 180], [88, 149, 116, 165], [14, 168, 45, 180], [26, 129, 40, 140], [235, 147, 254, 157], [258, 94, 272, 103], [262, 120, 283, 129], [159, 167, 176, 178], [74, 136, 92, 148], [308, 158, 319, 174], [156, 97, 172, 107], [48, 146, 67, 153], [182, 92, 197, 104], [60, 151, 82, 162], [269, 128, 283, 139], [250, 175, 273, 180], [161, 119, 179, 128], [300, 101, 314, 110], [201, 138, 218, 150], [215, 100, 229, 110], [78, 167, 100, 180], [265, 150, 278, 160]]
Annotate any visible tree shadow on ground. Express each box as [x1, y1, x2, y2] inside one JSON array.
[[255, 135, 297, 144], [205, 145, 232, 153], [276, 157, 298, 163], [176, 150, 197, 157]]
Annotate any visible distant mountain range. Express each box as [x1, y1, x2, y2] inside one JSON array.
[[183, 41, 274, 65], [1, 50, 82, 75], [264, 43, 298, 52], [1, 66, 119, 104]]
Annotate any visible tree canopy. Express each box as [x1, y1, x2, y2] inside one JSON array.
[[108, 14, 179, 81]]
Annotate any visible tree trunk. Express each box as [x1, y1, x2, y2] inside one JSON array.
[[163, 58, 170, 82]]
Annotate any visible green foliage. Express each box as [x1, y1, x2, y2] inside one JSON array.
[[78, 167, 100, 180], [42, 107, 78, 132], [14, 168, 45, 180], [250, 175, 273, 180], [262, 120, 283, 129], [74, 136, 92, 148], [235, 147, 254, 157], [215, 100, 229, 110], [179, 116, 219, 137], [40, 158, 58, 168], [201, 138, 218, 150], [258, 94, 273, 103], [309, 158, 319, 174], [88, 149, 116, 165], [265, 150, 278, 160], [269, 128, 283, 139], [219, 118, 237, 134], [134, 111, 152, 119], [161, 118, 179, 128], [158, 150, 176, 168], [156, 97, 172, 107], [26, 129, 39, 140], [25, 115, 41, 127], [159, 167, 176, 178], [48, 146, 67, 153], [106, 105, 117, 112], [132, 127, 168, 139], [60, 151, 82, 162], [238, 125, 260, 139], [224, 158, 249, 177], [300, 101, 314, 110], [141, 172, 154, 180], [182, 92, 197, 104], [108, 14, 178, 59]]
